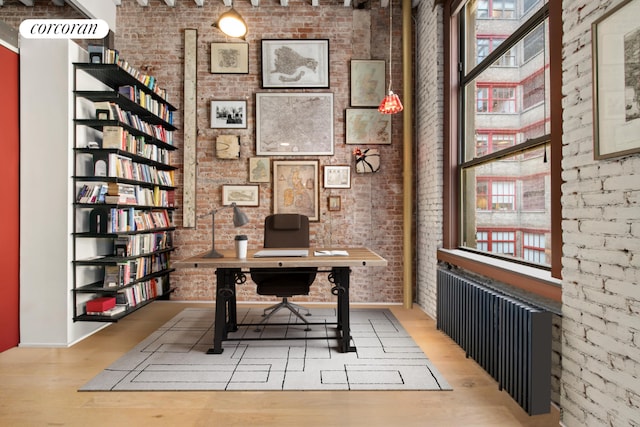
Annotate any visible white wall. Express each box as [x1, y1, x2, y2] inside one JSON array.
[[560, 0, 640, 425], [19, 38, 104, 346], [414, 2, 444, 318]]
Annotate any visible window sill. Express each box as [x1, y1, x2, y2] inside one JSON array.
[[437, 248, 562, 304]]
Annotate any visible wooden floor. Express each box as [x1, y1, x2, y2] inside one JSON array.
[[0, 302, 560, 426]]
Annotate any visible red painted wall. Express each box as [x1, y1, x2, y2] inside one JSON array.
[[0, 44, 20, 352]]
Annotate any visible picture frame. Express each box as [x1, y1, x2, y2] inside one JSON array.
[[221, 184, 260, 206], [256, 92, 334, 156], [323, 165, 351, 189], [261, 39, 330, 88], [215, 135, 240, 159], [249, 157, 270, 183], [210, 42, 249, 74], [592, 0, 640, 159], [345, 108, 392, 145], [211, 100, 247, 129], [272, 160, 319, 221], [328, 195, 341, 212], [350, 59, 386, 107]]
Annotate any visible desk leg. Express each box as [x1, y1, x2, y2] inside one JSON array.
[[208, 268, 237, 354], [332, 266, 355, 353]]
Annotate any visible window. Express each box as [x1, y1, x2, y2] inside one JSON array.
[[476, 36, 516, 67], [476, 229, 516, 255], [476, 84, 517, 113], [458, 0, 552, 268], [476, 132, 516, 157], [523, 231, 546, 264], [476, 0, 516, 19], [523, 24, 544, 62]]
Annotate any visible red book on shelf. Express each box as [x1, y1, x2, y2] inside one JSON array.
[[86, 296, 116, 313]]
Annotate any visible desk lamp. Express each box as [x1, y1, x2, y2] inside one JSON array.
[[200, 203, 249, 258]]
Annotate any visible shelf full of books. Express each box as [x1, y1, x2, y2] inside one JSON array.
[[73, 58, 178, 322]]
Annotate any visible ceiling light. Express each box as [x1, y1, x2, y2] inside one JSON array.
[[378, 0, 403, 114]]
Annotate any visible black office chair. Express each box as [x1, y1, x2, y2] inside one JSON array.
[[250, 214, 316, 331]]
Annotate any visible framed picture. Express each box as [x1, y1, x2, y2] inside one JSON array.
[[211, 42, 249, 74], [323, 165, 351, 189], [211, 100, 247, 129], [272, 160, 319, 221], [215, 135, 240, 159], [592, 0, 640, 159], [345, 108, 392, 145], [249, 157, 270, 183], [350, 59, 386, 107], [261, 39, 330, 88], [328, 195, 341, 212], [256, 92, 334, 155], [222, 185, 260, 206]]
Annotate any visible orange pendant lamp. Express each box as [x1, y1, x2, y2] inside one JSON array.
[[378, 0, 403, 115]]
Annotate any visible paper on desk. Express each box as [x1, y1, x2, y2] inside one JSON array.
[[314, 250, 349, 256]]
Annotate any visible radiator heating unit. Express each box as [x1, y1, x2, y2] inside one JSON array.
[[436, 268, 552, 415]]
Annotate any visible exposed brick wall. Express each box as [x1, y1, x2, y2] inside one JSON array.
[[561, 0, 640, 425], [109, 0, 405, 303], [414, 1, 444, 318]]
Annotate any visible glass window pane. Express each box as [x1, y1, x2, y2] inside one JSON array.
[[463, 20, 550, 162], [461, 148, 551, 266]]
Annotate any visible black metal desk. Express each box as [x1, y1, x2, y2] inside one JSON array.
[[174, 247, 387, 354]]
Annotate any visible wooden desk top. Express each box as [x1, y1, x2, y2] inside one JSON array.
[[174, 247, 388, 269]]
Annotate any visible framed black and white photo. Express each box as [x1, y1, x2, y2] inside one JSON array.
[[345, 108, 392, 145], [350, 59, 386, 107], [222, 184, 259, 206], [323, 165, 351, 189], [261, 39, 330, 88], [210, 100, 247, 129], [592, 0, 640, 159], [256, 92, 334, 155], [272, 160, 319, 221], [211, 42, 249, 74]]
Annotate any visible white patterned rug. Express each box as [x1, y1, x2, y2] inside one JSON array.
[[80, 307, 451, 391]]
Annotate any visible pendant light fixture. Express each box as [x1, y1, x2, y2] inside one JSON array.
[[213, 5, 248, 39], [378, 0, 403, 114]]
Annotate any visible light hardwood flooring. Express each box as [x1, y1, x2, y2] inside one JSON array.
[[0, 302, 560, 426]]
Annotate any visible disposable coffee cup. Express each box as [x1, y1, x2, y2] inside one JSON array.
[[234, 235, 248, 259]]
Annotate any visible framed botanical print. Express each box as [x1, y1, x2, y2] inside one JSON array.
[[345, 108, 392, 145], [210, 100, 247, 129], [261, 39, 330, 88], [272, 160, 319, 221], [350, 59, 386, 107], [256, 92, 334, 155], [211, 42, 249, 74], [222, 185, 259, 206]]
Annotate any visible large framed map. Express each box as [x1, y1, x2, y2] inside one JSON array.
[[261, 39, 329, 88], [256, 92, 334, 156], [272, 160, 319, 221]]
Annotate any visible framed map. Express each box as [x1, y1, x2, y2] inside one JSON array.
[[261, 39, 329, 88], [272, 160, 319, 221], [256, 93, 334, 155], [345, 108, 392, 145], [350, 59, 386, 107]]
